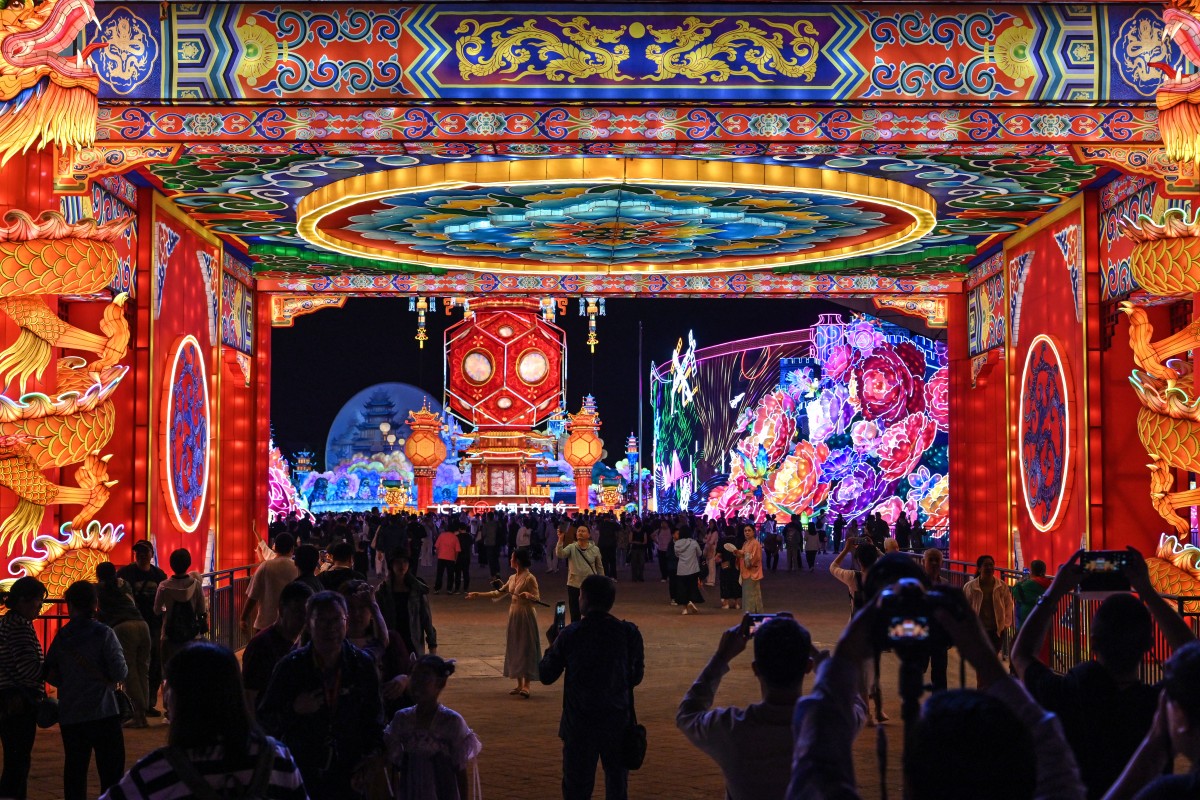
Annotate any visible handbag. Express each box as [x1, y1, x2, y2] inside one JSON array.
[[36, 695, 59, 729], [114, 687, 134, 722], [619, 625, 647, 771]]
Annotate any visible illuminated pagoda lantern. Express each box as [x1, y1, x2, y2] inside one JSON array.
[[292, 450, 315, 482], [445, 299, 566, 509], [565, 396, 604, 510], [403, 400, 447, 511]]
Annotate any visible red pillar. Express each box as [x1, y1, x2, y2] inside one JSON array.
[[573, 468, 591, 510], [414, 468, 435, 511]]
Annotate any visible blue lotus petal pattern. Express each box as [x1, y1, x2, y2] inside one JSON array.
[[333, 184, 906, 266]]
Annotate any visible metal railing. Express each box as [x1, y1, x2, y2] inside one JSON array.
[[30, 563, 258, 654], [927, 557, 1200, 684]]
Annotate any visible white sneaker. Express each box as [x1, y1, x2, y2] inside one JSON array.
[[687, 602, 699, 614]]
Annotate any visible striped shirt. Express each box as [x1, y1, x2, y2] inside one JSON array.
[[100, 736, 308, 800], [0, 611, 43, 693]]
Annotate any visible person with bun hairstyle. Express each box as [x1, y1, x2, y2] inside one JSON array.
[[384, 655, 482, 800]]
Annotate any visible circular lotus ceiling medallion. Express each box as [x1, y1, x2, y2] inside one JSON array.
[[296, 159, 937, 274], [1019, 334, 1074, 532], [517, 350, 550, 384], [462, 351, 494, 384], [161, 335, 210, 534]]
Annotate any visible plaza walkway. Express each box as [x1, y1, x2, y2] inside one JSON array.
[[27, 551, 962, 799]]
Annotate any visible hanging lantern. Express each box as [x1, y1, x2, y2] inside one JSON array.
[[413, 296, 430, 348], [581, 297, 601, 353]]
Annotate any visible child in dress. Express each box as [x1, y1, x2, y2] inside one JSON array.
[[384, 655, 482, 800]]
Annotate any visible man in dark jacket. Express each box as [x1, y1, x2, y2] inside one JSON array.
[[540, 575, 644, 800], [258, 591, 383, 800]]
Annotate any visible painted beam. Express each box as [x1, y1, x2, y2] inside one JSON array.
[[95, 104, 1162, 146], [89, 3, 1172, 106], [254, 272, 960, 296]]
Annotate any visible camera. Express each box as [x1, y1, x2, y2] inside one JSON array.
[[872, 578, 957, 658]]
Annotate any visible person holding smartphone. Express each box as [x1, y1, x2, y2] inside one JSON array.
[[1012, 548, 1195, 800], [556, 525, 604, 623]]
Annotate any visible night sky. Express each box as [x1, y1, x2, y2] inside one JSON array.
[[270, 296, 938, 468]]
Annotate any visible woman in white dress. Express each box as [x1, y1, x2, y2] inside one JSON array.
[[384, 655, 482, 800]]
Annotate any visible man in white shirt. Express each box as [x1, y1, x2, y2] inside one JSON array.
[[678, 614, 815, 800], [240, 533, 299, 636]]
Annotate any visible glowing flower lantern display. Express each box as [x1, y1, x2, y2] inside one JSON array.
[[565, 396, 604, 509], [404, 401, 447, 511]]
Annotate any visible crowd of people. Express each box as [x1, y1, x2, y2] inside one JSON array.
[[0, 506, 1197, 800]]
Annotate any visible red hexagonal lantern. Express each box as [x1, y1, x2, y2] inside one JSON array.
[[445, 299, 566, 430]]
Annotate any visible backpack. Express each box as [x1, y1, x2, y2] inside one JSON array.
[[164, 596, 206, 644], [851, 571, 867, 613]]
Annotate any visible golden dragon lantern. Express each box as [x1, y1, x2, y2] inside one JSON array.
[[0, 0, 104, 164], [1114, 0, 1200, 595], [404, 401, 446, 512], [0, 0, 128, 597], [0, 210, 128, 562], [564, 396, 603, 510]]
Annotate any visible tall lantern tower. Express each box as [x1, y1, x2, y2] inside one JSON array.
[[565, 396, 604, 510], [444, 299, 566, 508], [403, 401, 447, 511]]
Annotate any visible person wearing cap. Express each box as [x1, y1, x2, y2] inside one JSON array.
[[0, 576, 47, 799], [117, 540, 167, 717], [240, 533, 299, 638]]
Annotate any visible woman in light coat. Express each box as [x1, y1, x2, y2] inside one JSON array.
[[963, 554, 1015, 653]]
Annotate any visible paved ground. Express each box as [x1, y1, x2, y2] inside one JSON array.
[[26, 552, 970, 799]]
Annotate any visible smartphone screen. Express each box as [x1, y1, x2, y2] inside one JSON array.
[[1079, 550, 1132, 593], [1081, 551, 1129, 572], [748, 613, 775, 636], [554, 602, 566, 628]]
